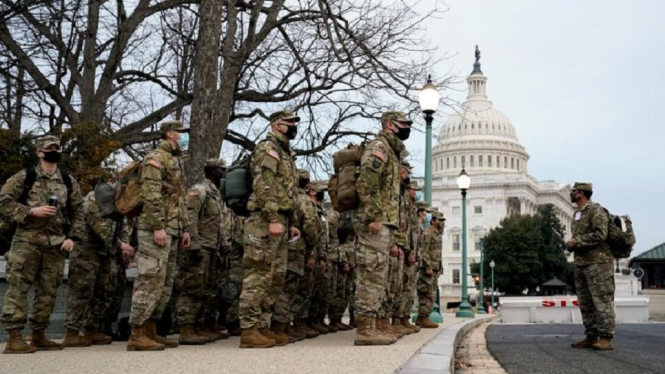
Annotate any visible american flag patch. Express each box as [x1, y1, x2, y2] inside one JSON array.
[[372, 150, 386, 162], [267, 150, 279, 159], [147, 159, 161, 168]]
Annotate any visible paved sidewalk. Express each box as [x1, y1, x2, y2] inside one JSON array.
[[0, 315, 461, 374], [455, 321, 507, 374]]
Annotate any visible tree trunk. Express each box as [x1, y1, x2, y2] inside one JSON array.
[[185, 0, 223, 185]]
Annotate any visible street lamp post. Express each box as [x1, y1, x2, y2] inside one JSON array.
[[477, 239, 487, 314], [456, 168, 474, 318], [490, 260, 496, 312], [418, 75, 440, 206]]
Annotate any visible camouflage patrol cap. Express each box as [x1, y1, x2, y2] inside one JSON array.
[[160, 120, 189, 135], [381, 111, 413, 125], [298, 169, 311, 181], [36, 135, 61, 150], [432, 211, 445, 220], [269, 110, 300, 124], [415, 200, 429, 209], [400, 160, 413, 171], [572, 182, 593, 192], [408, 181, 422, 191], [205, 158, 227, 169], [312, 180, 328, 192]]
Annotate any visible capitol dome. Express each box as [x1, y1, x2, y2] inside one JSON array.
[[432, 48, 529, 176]]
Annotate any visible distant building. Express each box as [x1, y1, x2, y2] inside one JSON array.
[[430, 49, 575, 305]]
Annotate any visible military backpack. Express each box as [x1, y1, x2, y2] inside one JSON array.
[[113, 161, 143, 218], [328, 142, 365, 213], [221, 140, 269, 217], [603, 208, 636, 259]]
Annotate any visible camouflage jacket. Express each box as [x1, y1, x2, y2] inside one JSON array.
[[409, 202, 421, 257], [356, 131, 405, 228], [0, 164, 84, 246], [572, 200, 612, 265], [186, 179, 225, 251], [325, 207, 346, 263], [230, 214, 245, 253], [316, 204, 329, 262], [78, 192, 129, 255], [295, 191, 321, 258], [395, 188, 411, 250], [420, 225, 442, 272], [138, 140, 189, 236], [247, 132, 299, 224]]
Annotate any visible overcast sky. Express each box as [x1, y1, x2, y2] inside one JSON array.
[[402, 0, 665, 256]]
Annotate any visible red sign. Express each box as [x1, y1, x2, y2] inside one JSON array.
[[542, 300, 579, 307]]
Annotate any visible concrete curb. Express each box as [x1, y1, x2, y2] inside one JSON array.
[[396, 315, 498, 374]]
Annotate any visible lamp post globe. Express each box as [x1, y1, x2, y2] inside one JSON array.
[[456, 168, 474, 318], [419, 75, 440, 206]]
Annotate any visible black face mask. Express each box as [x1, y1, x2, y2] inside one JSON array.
[[570, 192, 578, 203], [283, 125, 298, 140], [394, 126, 411, 141], [316, 191, 325, 202], [403, 177, 411, 185], [41, 150, 61, 164], [299, 178, 310, 189]]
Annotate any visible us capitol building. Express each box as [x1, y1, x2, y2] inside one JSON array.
[[430, 49, 575, 306]]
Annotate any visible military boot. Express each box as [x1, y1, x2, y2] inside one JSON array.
[[127, 325, 165, 351], [570, 335, 598, 348], [3, 329, 37, 354], [401, 317, 421, 333], [285, 322, 305, 342], [145, 319, 179, 348], [323, 318, 338, 333], [354, 317, 395, 346], [61, 328, 93, 348], [592, 338, 613, 351], [300, 319, 320, 339], [388, 318, 413, 336], [259, 327, 288, 346], [31, 329, 64, 350], [83, 327, 113, 345], [178, 324, 209, 345], [331, 318, 351, 331], [204, 322, 229, 341], [309, 318, 328, 335], [239, 327, 275, 349], [415, 316, 439, 329], [271, 323, 295, 344], [380, 317, 403, 339], [192, 324, 216, 343], [227, 323, 242, 337]]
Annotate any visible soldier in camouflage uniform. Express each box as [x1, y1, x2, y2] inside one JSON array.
[[326, 201, 352, 331], [394, 180, 422, 334], [239, 110, 300, 348], [127, 120, 191, 352], [568, 182, 615, 351], [175, 158, 228, 345], [338, 211, 357, 328], [307, 187, 331, 335], [273, 170, 320, 342], [417, 211, 444, 328], [0, 135, 85, 354], [291, 179, 324, 339], [63, 189, 132, 348], [354, 111, 411, 346], [218, 213, 244, 336]]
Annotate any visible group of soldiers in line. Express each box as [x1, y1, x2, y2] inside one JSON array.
[[0, 109, 444, 353]]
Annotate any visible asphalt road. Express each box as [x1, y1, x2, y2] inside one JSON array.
[[486, 324, 665, 374]]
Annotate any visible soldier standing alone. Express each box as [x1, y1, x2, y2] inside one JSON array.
[[127, 120, 191, 351], [568, 182, 615, 351], [0, 135, 84, 354]]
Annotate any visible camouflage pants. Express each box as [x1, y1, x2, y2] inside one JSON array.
[[239, 213, 288, 329], [65, 247, 115, 331], [327, 264, 348, 319], [396, 263, 417, 318], [355, 224, 392, 318], [1, 242, 65, 331], [218, 244, 244, 327], [103, 257, 127, 326], [381, 255, 401, 318], [129, 230, 178, 326], [273, 270, 301, 324], [417, 271, 436, 316], [175, 248, 213, 325], [310, 266, 328, 319], [293, 267, 315, 319], [200, 254, 222, 325], [575, 263, 615, 338], [345, 270, 356, 316]]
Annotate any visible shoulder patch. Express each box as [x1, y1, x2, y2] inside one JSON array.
[[188, 190, 199, 197], [371, 149, 386, 162], [267, 150, 280, 160], [147, 159, 161, 169]]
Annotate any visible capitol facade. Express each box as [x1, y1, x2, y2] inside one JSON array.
[[430, 50, 575, 305]]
